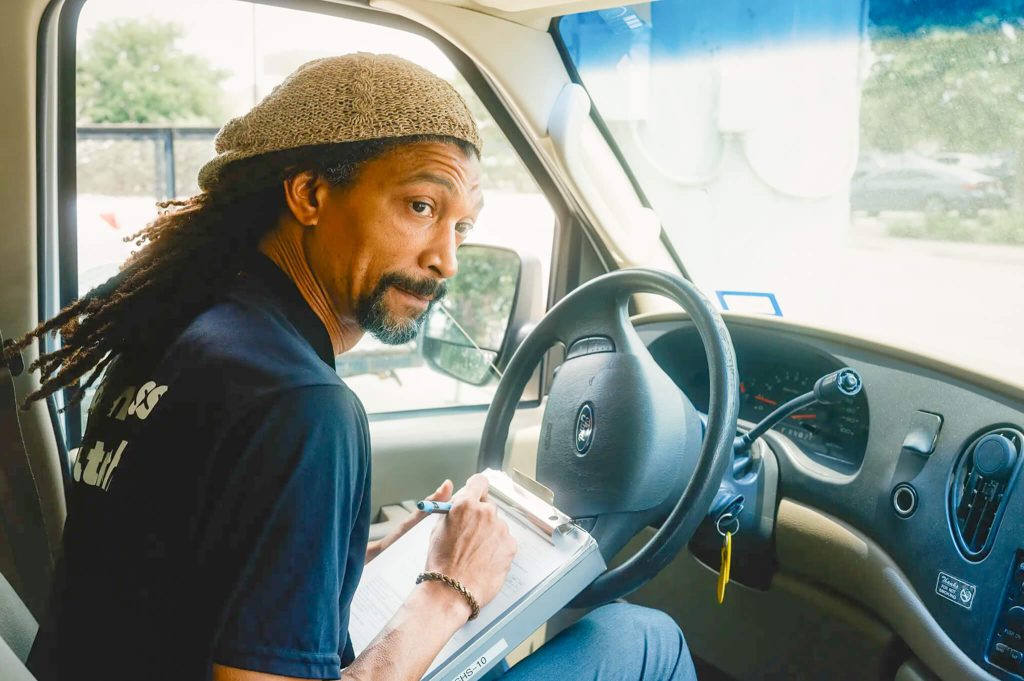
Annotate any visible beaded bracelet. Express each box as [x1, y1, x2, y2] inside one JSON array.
[[416, 571, 480, 621]]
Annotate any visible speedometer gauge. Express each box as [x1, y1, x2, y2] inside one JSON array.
[[740, 366, 869, 465], [645, 326, 872, 470]]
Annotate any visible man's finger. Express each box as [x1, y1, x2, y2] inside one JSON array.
[[452, 474, 489, 503], [425, 479, 454, 503]]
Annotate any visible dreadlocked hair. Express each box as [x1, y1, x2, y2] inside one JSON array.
[[2, 134, 477, 409]]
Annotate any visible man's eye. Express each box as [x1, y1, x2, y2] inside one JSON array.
[[411, 201, 434, 216], [455, 222, 475, 236]]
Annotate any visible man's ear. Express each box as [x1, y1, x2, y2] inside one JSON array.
[[282, 171, 331, 227]]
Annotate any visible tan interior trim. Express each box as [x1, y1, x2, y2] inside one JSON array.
[[373, 0, 570, 140], [399, 0, 639, 30], [896, 657, 943, 681], [777, 499, 997, 681], [2, 0, 67, 561]]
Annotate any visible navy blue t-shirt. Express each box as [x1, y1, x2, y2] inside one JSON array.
[[29, 256, 372, 680]]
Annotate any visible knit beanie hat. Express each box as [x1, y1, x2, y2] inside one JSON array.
[[197, 53, 482, 191]]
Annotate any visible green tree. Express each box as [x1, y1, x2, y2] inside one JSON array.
[[77, 19, 228, 124], [861, 21, 1024, 153]]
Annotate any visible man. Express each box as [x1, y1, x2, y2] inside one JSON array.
[[13, 54, 696, 680]]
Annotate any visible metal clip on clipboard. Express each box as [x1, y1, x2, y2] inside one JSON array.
[[484, 468, 575, 542]]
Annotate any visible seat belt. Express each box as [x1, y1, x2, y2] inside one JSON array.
[[0, 331, 54, 620]]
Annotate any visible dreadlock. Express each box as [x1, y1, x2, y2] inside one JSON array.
[[2, 135, 476, 409]]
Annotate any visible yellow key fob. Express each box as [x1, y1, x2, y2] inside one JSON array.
[[716, 531, 732, 604]]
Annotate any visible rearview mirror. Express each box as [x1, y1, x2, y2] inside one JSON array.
[[422, 245, 537, 386]]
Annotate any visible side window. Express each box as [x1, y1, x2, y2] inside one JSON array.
[[69, 1, 555, 428]]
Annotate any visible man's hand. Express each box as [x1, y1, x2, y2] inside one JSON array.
[[364, 479, 454, 563], [425, 473, 517, 610], [343, 474, 518, 681]]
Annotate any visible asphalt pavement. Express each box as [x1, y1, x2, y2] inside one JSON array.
[[805, 216, 1023, 385]]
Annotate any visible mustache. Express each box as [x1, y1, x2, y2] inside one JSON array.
[[378, 272, 448, 302]]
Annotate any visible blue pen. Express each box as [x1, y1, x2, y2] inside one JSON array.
[[416, 500, 453, 514]]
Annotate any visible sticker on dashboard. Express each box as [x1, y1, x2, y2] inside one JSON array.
[[936, 571, 977, 610]]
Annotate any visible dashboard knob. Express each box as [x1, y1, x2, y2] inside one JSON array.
[[974, 434, 1018, 481], [1007, 605, 1024, 630]]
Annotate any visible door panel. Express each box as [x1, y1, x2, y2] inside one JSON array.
[[367, 405, 545, 518]]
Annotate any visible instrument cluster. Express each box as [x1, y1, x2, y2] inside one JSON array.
[[647, 327, 870, 469]]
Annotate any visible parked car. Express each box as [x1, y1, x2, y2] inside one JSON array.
[[851, 164, 1007, 215], [933, 151, 1016, 196]]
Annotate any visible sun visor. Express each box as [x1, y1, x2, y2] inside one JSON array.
[[735, 40, 864, 198], [654, 0, 867, 198], [565, 0, 868, 198]]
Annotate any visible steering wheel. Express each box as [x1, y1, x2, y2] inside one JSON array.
[[478, 268, 739, 606]]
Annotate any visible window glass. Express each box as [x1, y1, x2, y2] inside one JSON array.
[[557, 1, 1023, 384], [73, 0, 555, 422]]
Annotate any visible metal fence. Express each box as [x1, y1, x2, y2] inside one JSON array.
[[77, 125, 218, 199]]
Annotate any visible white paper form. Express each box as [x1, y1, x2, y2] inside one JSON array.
[[348, 503, 569, 674]]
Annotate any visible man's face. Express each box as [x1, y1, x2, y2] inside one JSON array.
[[305, 141, 483, 345]]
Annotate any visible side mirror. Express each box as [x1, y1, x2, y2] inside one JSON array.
[[422, 244, 541, 386]]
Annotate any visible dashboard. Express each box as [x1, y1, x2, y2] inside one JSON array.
[[635, 313, 1024, 681], [646, 325, 871, 471]]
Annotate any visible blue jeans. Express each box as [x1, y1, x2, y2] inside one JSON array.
[[488, 603, 697, 680]]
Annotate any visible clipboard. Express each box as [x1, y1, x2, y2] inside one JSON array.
[[348, 468, 606, 681]]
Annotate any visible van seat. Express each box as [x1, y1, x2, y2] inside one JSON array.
[[0, 569, 36, 678], [0, 567, 37, 661]]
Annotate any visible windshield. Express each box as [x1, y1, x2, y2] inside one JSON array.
[[557, 1, 1024, 384]]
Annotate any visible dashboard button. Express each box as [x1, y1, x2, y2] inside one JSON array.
[[1007, 606, 1024, 631], [567, 336, 616, 359], [900, 410, 943, 456], [566, 338, 590, 359], [995, 642, 1023, 663]]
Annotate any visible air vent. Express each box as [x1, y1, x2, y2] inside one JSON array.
[[949, 427, 1023, 561]]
